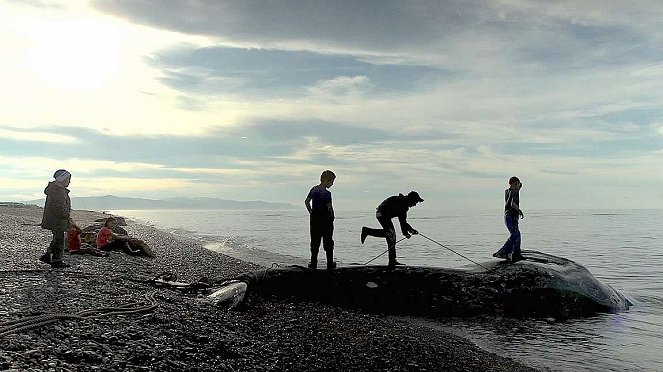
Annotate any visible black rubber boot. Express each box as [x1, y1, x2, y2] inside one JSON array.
[[326, 250, 336, 270], [38, 251, 51, 264], [50, 261, 70, 269], [308, 253, 318, 269], [387, 247, 404, 267]]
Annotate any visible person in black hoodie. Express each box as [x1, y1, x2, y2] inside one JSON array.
[[360, 191, 423, 267], [39, 169, 72, 268]]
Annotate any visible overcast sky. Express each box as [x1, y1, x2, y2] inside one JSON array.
[[2, 0, 663, 210]]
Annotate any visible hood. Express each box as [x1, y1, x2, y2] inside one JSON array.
[[44, 181, 69, 195]]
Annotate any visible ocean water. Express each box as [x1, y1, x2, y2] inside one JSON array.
[[112, 208, 663, 371]]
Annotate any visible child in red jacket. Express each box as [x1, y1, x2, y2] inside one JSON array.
[[66, 218, 82, 253], [97, 217, 140, 255]]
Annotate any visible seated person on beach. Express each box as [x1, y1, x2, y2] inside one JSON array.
[[96, 216, 153, 257], [67, 218, 108, 257], [66, 217, 82, 253], [97, 217, 138, 254]]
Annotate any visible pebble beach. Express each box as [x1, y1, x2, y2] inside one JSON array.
[[0, 204, 537, 372]]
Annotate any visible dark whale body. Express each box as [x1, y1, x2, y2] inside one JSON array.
[[209, 250, 631, 319]]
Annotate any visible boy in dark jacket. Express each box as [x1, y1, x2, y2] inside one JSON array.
[[39, 169, 72, 268], [361, 191, 423, 267], [305, 170, 336, 270]]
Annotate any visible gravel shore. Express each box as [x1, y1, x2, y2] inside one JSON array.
[[0, 204, 538, 372]]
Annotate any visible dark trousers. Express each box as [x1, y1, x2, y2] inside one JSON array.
[[364, 216, 398, 263], [100, 240, 141, 256], [49, 230, 66, 262], [310, 215, 334, 255], [501, 214, 521, 255]]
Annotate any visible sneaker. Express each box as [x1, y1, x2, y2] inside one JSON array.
[[360, 227, 368, 244], [511, 253, 525, 263], [50, 261, 71, 269], [492, 250, 506, 259], [327, 262, 337, 270], [38, 252, 52, 264]]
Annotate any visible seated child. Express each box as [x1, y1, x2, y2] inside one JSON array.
[[97, 216, 143, 256], [68, 218, 108, 257], [67, 218, 82, 253]]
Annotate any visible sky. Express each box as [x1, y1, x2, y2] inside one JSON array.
[[2, 0, 663, 210]]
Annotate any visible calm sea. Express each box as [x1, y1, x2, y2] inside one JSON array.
[[112, 208, 663, 371]]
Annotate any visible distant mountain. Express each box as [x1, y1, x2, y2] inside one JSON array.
[[24, 195, 296, 211]]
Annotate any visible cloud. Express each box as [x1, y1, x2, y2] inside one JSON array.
[[307, 75, 370, 100], [93, 1, 663, 71], [5, 1, 663, 208], [0, 120, 396, 170], [146, 45, 443, 98], [7, 0, 66, 9], [0, 127, 77, 143], [92, 1, 451, 55]]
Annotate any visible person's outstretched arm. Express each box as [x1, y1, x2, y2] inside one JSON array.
[[305, 196, 312, 214]]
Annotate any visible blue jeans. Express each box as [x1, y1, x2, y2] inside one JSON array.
[[501, 214, 521, 256]]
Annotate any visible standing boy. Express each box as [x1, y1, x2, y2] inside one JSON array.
[[305, 170, 336, 270], [360, 191, 423, 267], [493, 176, 524, 263], [39, 169, 72, 268]]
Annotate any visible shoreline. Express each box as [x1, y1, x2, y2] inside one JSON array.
[[0, 205, 538, 371]]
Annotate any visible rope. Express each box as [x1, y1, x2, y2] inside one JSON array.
[[362, 237, 408, 265], [0, 263, 277, 337], [0, 291, 159, 337], [417, 233, 489, 270], [126, 272, 210, 293]]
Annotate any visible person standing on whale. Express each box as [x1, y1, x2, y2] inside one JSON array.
[[493, 176, 524, 263], [360, 191, 423, 267], [305, 170, 336, 270]]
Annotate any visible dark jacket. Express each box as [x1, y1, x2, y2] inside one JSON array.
[[376, 194, 414, 235], [504, 188, 520, 217], [41, 181, 71, 232]]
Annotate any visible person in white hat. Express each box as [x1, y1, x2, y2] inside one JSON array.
[[39, 169, 72, 268]]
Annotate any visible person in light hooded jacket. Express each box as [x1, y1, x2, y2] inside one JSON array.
[[39, 169, 72, 268]]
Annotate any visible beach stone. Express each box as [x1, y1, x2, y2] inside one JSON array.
[[24, 350, 41, 359], [0, 355, 11, 369]]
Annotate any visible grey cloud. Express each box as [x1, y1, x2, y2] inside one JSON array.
[[513, 22, 662, 70], [245, 119, 395, 145], [0, 120, 396, 169], [93, 0, 663, 74], [0, 125, 286, 170], [147, 46, 445, 97], [92, 0, 465, 53]]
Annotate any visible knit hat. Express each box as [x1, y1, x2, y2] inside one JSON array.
[[53, 169, 71, 184]]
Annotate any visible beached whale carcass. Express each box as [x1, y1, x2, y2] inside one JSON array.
[[207, 250, 631, 319]]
